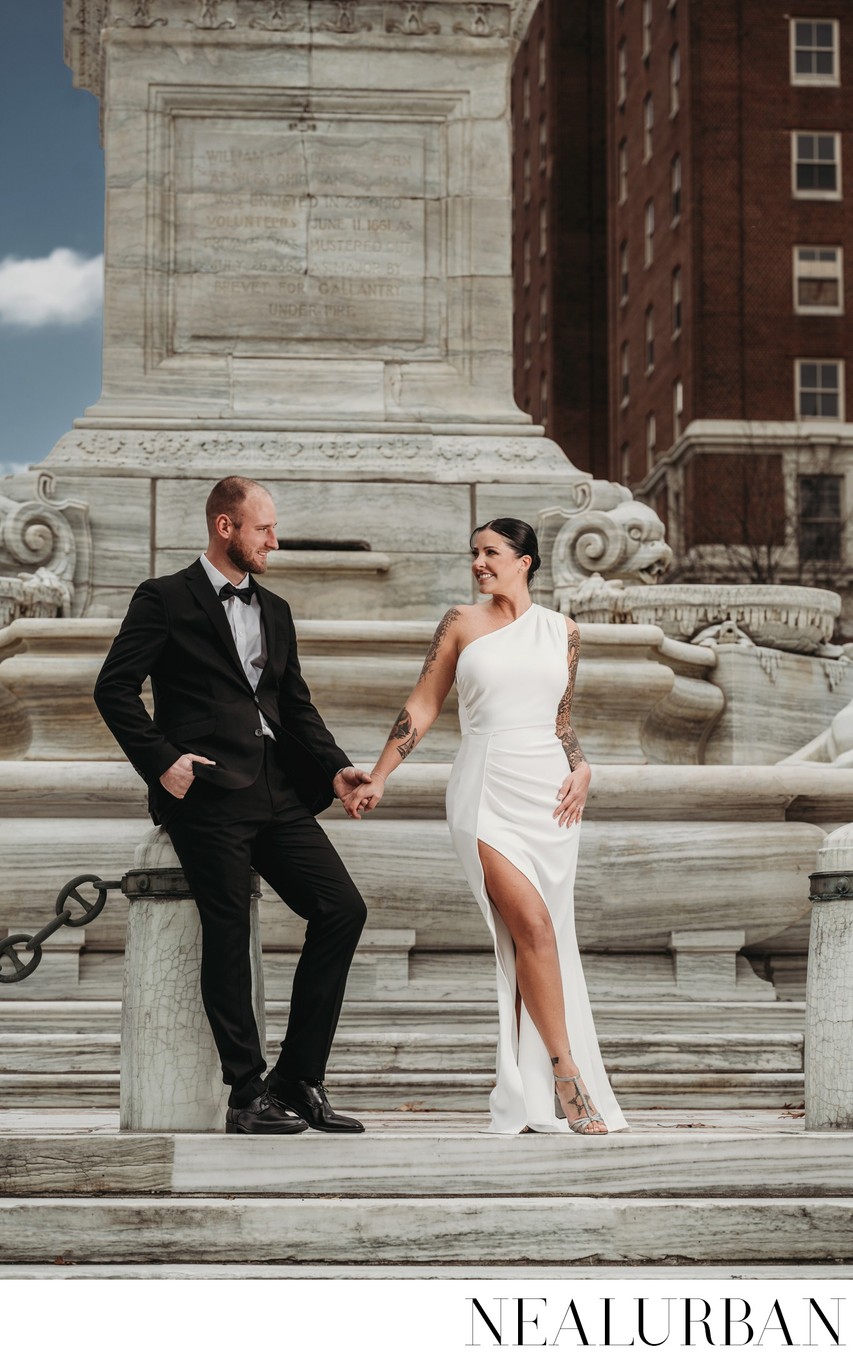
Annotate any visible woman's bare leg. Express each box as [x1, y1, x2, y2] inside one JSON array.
[[479, 840, 606, 1133]]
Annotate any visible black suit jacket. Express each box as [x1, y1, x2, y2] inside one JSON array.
[[93, 559, 350, 821]]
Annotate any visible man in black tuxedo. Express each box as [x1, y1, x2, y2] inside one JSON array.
[[94, 476, 369, 1135]]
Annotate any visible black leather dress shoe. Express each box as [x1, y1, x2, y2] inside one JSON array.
[[267, 1074, 365, 1133], [225, 1091, 309, 1135]]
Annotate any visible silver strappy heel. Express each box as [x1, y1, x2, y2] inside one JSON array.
[[554, 1072, 607, 1134]]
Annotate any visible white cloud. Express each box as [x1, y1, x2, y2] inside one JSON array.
[[0, 248, 104, 327]]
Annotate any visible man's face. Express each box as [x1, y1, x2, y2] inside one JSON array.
[[225, 490, 278, 575]]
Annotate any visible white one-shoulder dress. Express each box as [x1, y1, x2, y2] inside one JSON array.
[[445, 603, 627, 1135]]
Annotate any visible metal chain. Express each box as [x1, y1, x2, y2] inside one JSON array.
[[0, 875, 121, 985]]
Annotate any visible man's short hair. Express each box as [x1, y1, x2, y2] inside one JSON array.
[[205, 476, 267, 533]]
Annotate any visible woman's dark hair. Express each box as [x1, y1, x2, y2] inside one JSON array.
[[470, 518, 542, 585]]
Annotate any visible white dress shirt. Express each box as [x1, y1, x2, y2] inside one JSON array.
[[199, 553, 274, 739]]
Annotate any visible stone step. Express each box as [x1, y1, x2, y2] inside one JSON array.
[[1, 1123, 843, 1199], [0, 1069, 805, 1110], [0, 1195, 849, 1266], [0, 998, 807, 1035], [0, 1030, 804, 1074], [4, 1264, 853, 1279]]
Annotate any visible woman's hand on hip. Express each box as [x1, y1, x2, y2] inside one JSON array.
[[554, 761, 591, 828]]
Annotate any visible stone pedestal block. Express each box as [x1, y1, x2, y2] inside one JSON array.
[[120, 827, 265, 1132], [806, 825, 853, 1131], [669, 929, 774, 1000]]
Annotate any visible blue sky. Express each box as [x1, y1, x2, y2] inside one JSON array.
[[0, 1, 104, 474]]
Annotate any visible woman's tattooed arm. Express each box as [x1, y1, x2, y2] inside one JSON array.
[[555, 624, 587, 771], [389, 706, 418, 760], [419, 608, 461, 679]]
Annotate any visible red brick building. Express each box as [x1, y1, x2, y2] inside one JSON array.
[[511, 0, 609, 479], [515, 2, 853, 606]]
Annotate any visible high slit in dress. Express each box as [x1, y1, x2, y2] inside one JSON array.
[[445, 603, 627, 1135]]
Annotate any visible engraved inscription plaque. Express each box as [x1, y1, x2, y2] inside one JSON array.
[[172, 117, 434, 353]]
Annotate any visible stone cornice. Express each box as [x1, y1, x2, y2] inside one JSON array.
[[64, 0, 533, 98]]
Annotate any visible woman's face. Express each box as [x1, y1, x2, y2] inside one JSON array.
[[470, 530, 530, 595]]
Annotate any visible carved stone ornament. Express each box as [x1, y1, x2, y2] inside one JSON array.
[[0, 474, 92, 626], [452, 3, 510, 37], [386, 3, 441, 34], [113, 0, 167, 26], [248, 0, 305, 29], [537, 492, 672, 593], [192, 0, 235, 28], [319, 1, 372, 32]]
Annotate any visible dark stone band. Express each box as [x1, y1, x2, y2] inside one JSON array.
[[809, 871, 853, 902], [123, 868, 262, 901]]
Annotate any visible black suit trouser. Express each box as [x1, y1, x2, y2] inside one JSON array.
[[160, 740, 366, 1106]]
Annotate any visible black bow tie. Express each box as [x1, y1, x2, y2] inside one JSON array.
[[219, 582, 255, 605]]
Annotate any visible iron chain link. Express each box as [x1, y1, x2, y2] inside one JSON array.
[[0, 875, 121, 984]]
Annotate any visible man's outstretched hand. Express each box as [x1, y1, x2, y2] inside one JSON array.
[[333, 766, 375, 817], [341, 775, 386, 820]]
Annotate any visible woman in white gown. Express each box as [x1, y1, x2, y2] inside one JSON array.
[[344, 519, 626, 1136]]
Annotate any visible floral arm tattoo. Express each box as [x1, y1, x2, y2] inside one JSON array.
[[389, 706, 418, 760], [419, 607, 461, 679], [555, 625, 587, 771]]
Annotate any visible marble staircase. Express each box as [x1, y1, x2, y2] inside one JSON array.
[[0, 1107, 851, 1276]]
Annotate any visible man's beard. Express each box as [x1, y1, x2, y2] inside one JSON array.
[[226, 536, 266, 575]]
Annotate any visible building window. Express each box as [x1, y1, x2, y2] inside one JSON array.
[[538, 30, 546, 87], [523, 150, 532, 205], [620, 443, 631, 485], [791, 19, 839, 86], [799, 475, 843, 561], [646, 411, 657, 465], [618, 139, 628, 204], [671, 154, 682, 221], [620, 342, 630, 406], [796, 359, 845, 420], [793, 245, 844, 314], [670, 44, 681, 115], [642, 0, 652, 61], [643, 93, 654, 161], [539, 116, 547, 176], [522, 69, 531, 123], [539, 285, 548, 341], [618, 39, 627, 107], [672, 267, 682, 334], [645, 306, 655, 373], [673, 378, 683, 439], [792, 132, 841, 199], [539, 200, 548, 257], [540, 372, 549, 422], [523, 234, 531, 288], [523, 316, 532, 370], [620, 240, 629, 303], [644, 199, 655, 267]]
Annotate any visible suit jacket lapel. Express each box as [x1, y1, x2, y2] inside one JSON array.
[[255, 579, 278, 686], [184, 560, 254, 692]]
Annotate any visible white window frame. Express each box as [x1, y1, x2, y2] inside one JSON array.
[[539, 284, 548, 341], [539, 115, 547, 176], [646, 411, 657, 466], [540, 372, 549, 421], [672, 267, 683, 335], [539, 200, 548, 258], [523, 150, 532, 205], [523, 234, 531, 288], [793, 245, 844, 315], [619, 240, 629, 305], [792, 131, 842, 201], [644, 199, 655, 267], [642, 0, 652, 62], [538, 29, 547, 88], [671, 154, 682, 222], [620, 442, 631, 485], [645, 305, 655, 374], [618, 138, 628, 204], [620, 342, 630, 407], [618, 39, 628, 107], [673, 378, 683, 439], [643, 93, 654, 162], [522, 68, 531, 123], [670, 44, 681, 116], [795, 358, 845, 421], [523, 315, 532, 370], [790, 18, 840, 87]]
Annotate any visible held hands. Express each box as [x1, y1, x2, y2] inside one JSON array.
[[159, 752, 216, 799], [554, 761, 591, 828], [341, 773, 386, 820], [333, 766, 377, 819]]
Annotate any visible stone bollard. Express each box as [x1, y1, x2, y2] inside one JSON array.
[[805, 822, 853, 1130], [120, 826, 266, 1132]]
